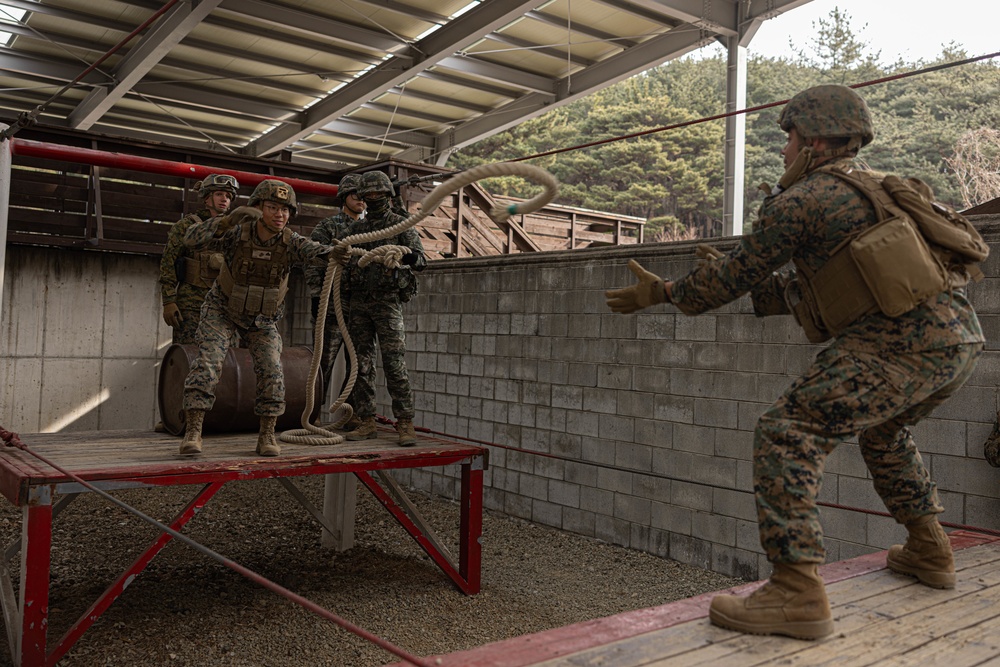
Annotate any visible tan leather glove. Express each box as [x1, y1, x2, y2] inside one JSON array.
[[162, 303, 183, 328], [695, 244, 725, 267], [330, 242, 350, 266], [605, 259, 669, 314], [217, 205, 262, 232]]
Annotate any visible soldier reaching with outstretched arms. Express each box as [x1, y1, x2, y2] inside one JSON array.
[[606, 85, 986, 639], [179, 179, 342, 458]]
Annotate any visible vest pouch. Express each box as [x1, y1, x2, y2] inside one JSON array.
[[849, 216, 947, 317], [808, 243, 879, 333], [244, 285, 265, 314], [784, 279, 831, 344], [227, 283, 249, 316]]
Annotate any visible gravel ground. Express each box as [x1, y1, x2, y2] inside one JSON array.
[[0, 476, 742, 666]]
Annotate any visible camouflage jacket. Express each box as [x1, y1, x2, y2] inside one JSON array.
[[184, 217, 333, 327], [670, 157, 983, 355], [338, 208, 426, 302], [159, 208, 212, 306], [304, 211, 359, 296]]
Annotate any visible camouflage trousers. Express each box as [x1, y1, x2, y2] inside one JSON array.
[[756, 342, 982, 564], [182, 302, 285, 417], [313, 306, 349, 401], [170, 285, 211, 344], [348, 297, 414, 421]]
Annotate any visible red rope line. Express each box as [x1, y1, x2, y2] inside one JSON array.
[[510, 50, 1000, 163], [0, 426, 434, 667], [399, 420, 1000, 539]]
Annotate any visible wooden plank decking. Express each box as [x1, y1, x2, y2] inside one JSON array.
[[402, 531, 1000, 667], [0, 427, 484, 505]]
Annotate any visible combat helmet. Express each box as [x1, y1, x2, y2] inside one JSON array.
[[338, 172, 362, 199], [778, 84, 875, 148], [357, 170, 394, 198], [198, 173, 239, 199], [248, 179, 297, 216]]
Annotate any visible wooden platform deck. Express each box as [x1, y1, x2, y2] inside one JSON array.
[[400, 531, 1000, 667], [0, 427, 486, 667]]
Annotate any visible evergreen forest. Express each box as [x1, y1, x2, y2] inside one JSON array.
[[448, 10, 1000, 240]]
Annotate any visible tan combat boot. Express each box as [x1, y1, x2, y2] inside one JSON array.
[[339, 415, 362, 432], [179, 409, 205, 456], [886, 514, 955, 589], [709, 563, 833, 639], [256, 416, 281, 457], [346, 417, 377, 441], [396, 419, 417, 447]]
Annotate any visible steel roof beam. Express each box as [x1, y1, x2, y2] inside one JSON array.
[[245, 0, 542, 157], [617, 0, 739, 35], [381, 86, 494, 114], [481, 33, 596, 68], [436, 56, 554, 94], [416, 69, 520, 98], [523, 10, 638, 49], [592, 0, 684, 28], [346, 0, 449, 26], [316, 118, 436, 148], [68, 0, 225, 130]]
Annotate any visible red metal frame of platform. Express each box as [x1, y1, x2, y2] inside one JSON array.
[[0, 428, 486, 667]]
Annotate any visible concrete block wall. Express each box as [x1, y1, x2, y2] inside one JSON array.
[[3, 216, 1000, 581], [387, 216, 1000, 580]]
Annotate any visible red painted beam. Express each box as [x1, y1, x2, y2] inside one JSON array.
[[9, 139, 338, 197]]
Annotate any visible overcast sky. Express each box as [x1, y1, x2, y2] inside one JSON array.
[[722, 0, 998, 64]]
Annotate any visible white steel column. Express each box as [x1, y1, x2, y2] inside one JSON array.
[[722, 37, 747, 236], [0, 126, 11, 317]]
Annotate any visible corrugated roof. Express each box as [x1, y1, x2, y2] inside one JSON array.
[[0, 0, 813, 169]]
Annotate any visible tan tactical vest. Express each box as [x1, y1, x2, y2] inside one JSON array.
[[217, 225, 293, 317], [176, 216, 223, 289], [787, 164, 988, 343]]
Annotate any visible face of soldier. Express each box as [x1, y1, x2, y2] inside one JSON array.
[[782, 127, 807, 169], [206, 190, 233, 216], [260, 201, 291, 233], [343, 192, 366, 217]]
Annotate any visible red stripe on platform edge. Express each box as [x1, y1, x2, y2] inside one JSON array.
[[388, 530, 1000, 667]]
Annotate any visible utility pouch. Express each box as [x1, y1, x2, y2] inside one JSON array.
[[849, 216, 947, 317], [785, 279, 831, 344]]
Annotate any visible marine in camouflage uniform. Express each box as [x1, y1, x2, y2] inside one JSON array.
[[159, 174, 239, 344], [606, 85, 984, 640], [305, 173, 365, 413], [341, 170, 426, 446], [180, 180, 335, 458]]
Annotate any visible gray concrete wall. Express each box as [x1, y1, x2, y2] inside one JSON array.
[[392, 215, 1000, 580], [2, 217, 999, 580]]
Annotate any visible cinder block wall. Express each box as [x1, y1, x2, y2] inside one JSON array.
[[2, 217, 999, 581], [389, 216, 1000, 580]]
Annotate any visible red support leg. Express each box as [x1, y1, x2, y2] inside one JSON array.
[[46, 482, 226, 667], [19, 488, 53, 667], [460, 459, 483, 594]]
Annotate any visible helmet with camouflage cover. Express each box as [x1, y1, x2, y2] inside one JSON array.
[[198, 173, 239, 199], [248, 179, 297, 216], [338, 172, 362, 199], [357, 170, 394, 198], [778, 84, 875, 148]]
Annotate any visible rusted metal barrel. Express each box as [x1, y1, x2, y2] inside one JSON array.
[[157, 344, 323, 435]]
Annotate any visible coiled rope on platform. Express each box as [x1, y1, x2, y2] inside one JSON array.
[[279, 161, 560, 446]]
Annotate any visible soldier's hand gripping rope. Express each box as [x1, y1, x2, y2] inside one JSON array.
[[279, 162, 560, 446]]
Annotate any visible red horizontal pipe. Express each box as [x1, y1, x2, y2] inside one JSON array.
[[10, 138, 338, 197]]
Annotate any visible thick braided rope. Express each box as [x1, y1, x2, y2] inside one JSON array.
[[280, 162, 560, 445]]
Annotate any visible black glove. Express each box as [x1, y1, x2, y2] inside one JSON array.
[[401, 251, 420, 266], [310, 296, 320, 321]]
